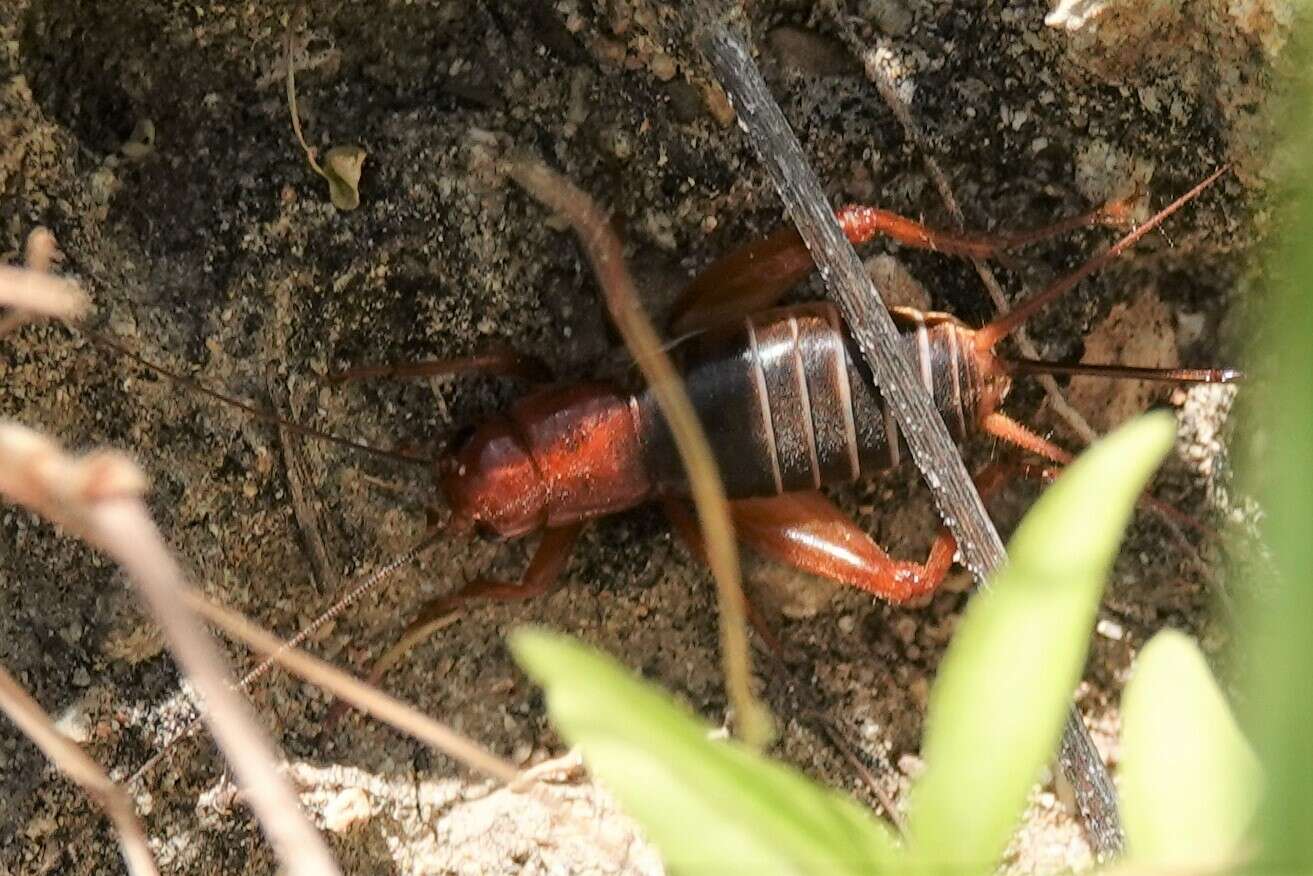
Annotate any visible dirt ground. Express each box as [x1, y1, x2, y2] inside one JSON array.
[[0, 1, 1282, 873]]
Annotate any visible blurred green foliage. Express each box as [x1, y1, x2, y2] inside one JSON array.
[[1121, 631, 1259, 868], [1241, 19, 1313, 875]]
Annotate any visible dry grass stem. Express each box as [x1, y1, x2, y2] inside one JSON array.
[[0, 664, 159, 876], [0, 228, 89, 339], [507, 156, 773, 748], [0, 422, 342, 876], [0, 257, 87, 346], [178, 586, 520, 784], [178, 583, 636, 870], [128, 529, 445, 787], [268, 371, 338, 593], [284, 8, 324, 179]]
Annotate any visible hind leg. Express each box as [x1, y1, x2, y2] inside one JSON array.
[[724, 491, 958, 605], [696, 463, 1027, 606], [670, 198, 1131, 334]]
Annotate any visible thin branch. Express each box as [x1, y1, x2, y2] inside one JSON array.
[[127, 531, 440, 787], [0, 228, 89, 340], [171, 549, 632, 870], [687, 9, 1124, 856], [284, 6, 324, 178], [0, 664, 158, 876], [267, 369, 338, 594], [0, 422, 342, 876], [176, 586, 519, 785]]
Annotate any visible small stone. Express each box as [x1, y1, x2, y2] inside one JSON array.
[[649, 53, 677, 82], [898, 753, 925, 778], [1067, 289, 1179, 433], [765, 27, 858, 77], [702, 83, 734, 128], [865, 254, 929, 312], [1177, 310, 1206, 347], [1096, 618, 1124, 641], [54, 703, 92, 743], [322, 787, 372, 833], [909, 674, 930, 710], [868, 0, 913, 36]]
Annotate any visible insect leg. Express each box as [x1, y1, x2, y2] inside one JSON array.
[[981, 411, 1074, 466], [670, 198, 1130, 334], [982, 449, 1218, 542], [327, 523, 583, 724], [662, 499, 783, 655], [724, 491, 957, 605]]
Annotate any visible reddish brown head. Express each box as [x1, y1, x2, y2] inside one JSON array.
[[438, 418, 548, 540]]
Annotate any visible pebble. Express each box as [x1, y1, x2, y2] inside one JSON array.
[[322, 787, 373, 834]]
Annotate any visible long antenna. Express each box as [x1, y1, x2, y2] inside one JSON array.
[[975, 165, 1229, 351], [77, 326, 432, 466], [128, 526, 443, 786], [1006, 358, 1244, 384]]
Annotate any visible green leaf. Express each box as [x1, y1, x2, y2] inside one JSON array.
[[1244, 25, 1313, 872], [510, 629, 899, 875], [905, 413, 1177, 872], [1122, 630, 1260, 868]]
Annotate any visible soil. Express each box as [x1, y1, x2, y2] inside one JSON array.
[[0, 1, 1280, 873]]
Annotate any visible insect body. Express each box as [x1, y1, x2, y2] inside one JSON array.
[[436, 299, 1012, 613], [426, 166, 1237, 631], [445, 302, 1000, 534]]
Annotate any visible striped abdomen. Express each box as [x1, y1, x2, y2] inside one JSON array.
[[634, 303, 991, 500]]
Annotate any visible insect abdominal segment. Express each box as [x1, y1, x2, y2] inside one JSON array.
[[445, 289, 1244, 549], [638, 304, 998, 497]]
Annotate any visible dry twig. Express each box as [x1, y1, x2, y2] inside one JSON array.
[[176, 586, 519, 784], [0, 665, 158, 876], [507, 156, 773, 748], [0, 421, 342, 876], [0, 228, 88, 338]]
